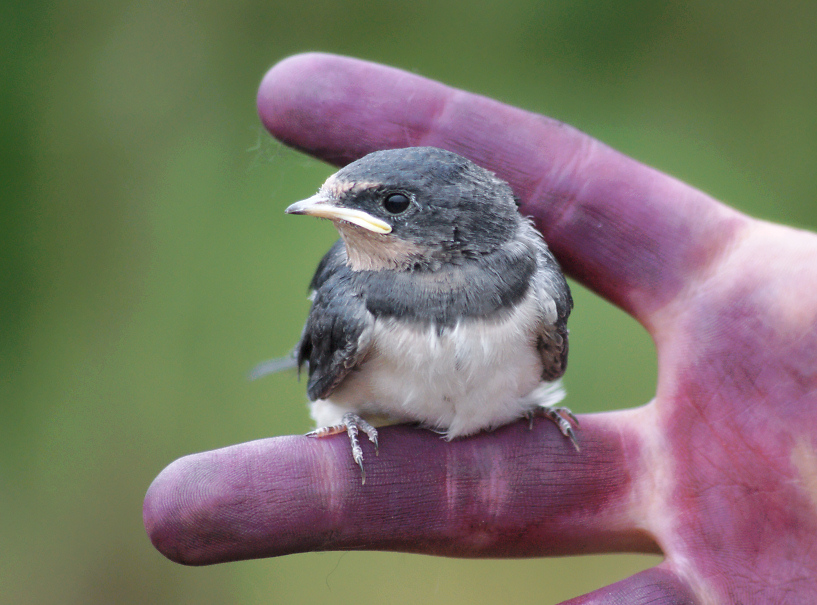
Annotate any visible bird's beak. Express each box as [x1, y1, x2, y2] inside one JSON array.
[[285, 194, 392, 234]]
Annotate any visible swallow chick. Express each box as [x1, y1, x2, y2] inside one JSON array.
[[279, 147, 575, 482]]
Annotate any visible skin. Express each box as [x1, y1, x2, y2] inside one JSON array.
[[143, 53, 817, 604]]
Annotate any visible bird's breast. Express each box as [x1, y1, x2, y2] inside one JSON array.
[[324, 291, 546, 438]]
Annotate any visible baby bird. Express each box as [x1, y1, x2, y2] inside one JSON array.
[[275, 147, 576, 481]]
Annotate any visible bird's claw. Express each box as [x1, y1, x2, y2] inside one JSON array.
[[306, 412, 378, 484], [540, 405, 580, 451], [524, 409, 536, 430]]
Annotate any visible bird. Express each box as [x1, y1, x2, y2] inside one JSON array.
[[260, 146, 576, 482]]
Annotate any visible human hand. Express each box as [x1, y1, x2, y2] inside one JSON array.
[[144, 53, 817, 604]]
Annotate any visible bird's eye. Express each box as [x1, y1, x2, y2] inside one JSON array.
[[382, 193, 410, 214]]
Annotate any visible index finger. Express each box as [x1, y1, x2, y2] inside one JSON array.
[[144, 415, 657, 565], [258, 52, 749, 325]]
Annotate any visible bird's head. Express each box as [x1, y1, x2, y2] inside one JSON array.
[[286, 147, 521, 272]]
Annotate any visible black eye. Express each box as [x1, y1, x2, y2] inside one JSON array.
[[382, 193, 410, 214]]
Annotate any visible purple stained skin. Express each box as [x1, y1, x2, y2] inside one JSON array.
[[144, 53, 817, 604]]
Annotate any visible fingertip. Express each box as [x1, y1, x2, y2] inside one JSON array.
[[257, 52, 380, 163], [256, 52, 448, 165], [143, 435, 364, 565], [257, 52, 334, 151], [144, 451, 238, 565], [143, 454, 201, 565], [143, 441, 288, 565]]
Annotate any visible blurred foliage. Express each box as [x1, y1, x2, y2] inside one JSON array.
[[2, 0, 815, 603]]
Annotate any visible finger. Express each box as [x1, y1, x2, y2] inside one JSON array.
[[257, 53, 749, 323], [559, 565, 700, 604], [144, 413, 659, 565]]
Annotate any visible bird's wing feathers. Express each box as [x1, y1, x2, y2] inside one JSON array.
[[533, 243, 573, 381], [297, 247, 375, 401]]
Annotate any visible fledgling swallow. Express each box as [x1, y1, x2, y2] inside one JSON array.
[[263, 147, 576, 482]]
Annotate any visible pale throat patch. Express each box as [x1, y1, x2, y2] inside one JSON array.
[[336, 223, 428, 271]]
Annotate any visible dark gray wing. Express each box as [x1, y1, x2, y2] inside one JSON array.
[[297, 262, 374, 401], [532, 240, 573, 381]]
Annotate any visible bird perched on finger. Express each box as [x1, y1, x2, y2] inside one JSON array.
[[259, 146, 576, 482]]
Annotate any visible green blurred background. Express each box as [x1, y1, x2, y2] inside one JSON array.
[[2, 0, 815, 603]]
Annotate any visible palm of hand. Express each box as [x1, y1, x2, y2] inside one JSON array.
[[646, 221, 817, 603], [144, 54, 817, 604]]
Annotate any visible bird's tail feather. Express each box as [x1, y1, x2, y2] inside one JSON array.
[[248, 355, 299, 380]]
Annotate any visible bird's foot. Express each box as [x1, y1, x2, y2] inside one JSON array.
[[538, 405, 580, 451], [306, 412, 379, 484], [524, 409, 537, 430]]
